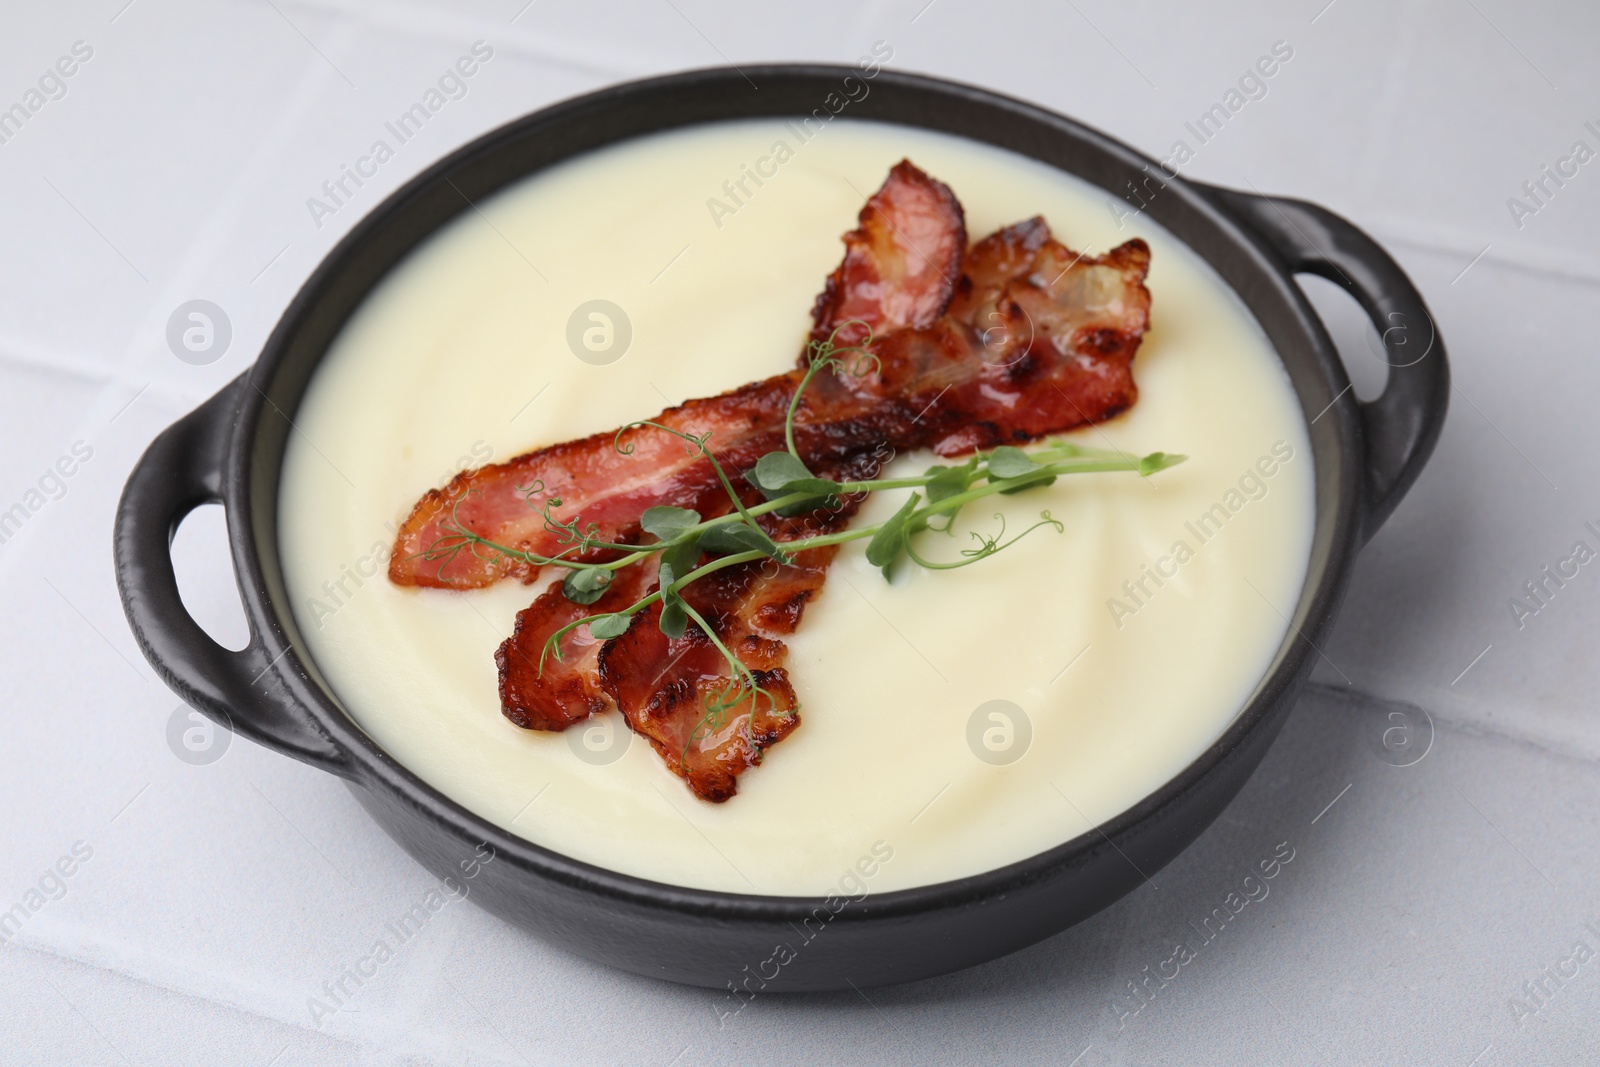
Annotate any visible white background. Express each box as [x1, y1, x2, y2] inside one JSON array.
[[1, 1, 1598, 1063]]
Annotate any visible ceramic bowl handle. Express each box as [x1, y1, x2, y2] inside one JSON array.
[[1204, 186, 1450, 543], [113, 376, 353, 778]]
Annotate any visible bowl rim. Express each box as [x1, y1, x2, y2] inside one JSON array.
[[224, 63, 1361, 919]]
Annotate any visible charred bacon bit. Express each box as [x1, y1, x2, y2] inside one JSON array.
[[598, 597, 800, 804], [1003, 239, 1153, 365], [495, 561, 656, 730], [597, 546, 848, 802], [947, 216, 1050, 340], [600, 452, 880, 802], [808, 159, 966, 347], [949, 217, 1050, 310], [910, 236, 1153, 456]]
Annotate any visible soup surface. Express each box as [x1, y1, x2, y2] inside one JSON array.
[[279, 118, 1314, 895]]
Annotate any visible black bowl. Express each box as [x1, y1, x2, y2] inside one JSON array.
[[114, 65, 1446, 991]]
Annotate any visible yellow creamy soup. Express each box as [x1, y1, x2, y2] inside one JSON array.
[[279, 119, 1314, 895]]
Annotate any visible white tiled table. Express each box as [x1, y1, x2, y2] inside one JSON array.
[[3, 2, 1597, 1063]]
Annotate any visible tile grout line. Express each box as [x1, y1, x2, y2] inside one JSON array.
[[1304, 680, 1600, 770]]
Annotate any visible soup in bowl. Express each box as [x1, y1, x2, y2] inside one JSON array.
[[114, 66, 1446, 989]]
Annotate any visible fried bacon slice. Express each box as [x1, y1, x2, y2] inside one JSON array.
[[390, 375, 801, 589], [495, 452, 878, 800], [597, 452, 882, 801]]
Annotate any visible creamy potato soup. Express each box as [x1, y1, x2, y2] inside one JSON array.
[[279, 119, 1313, 895]]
